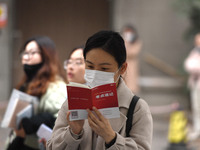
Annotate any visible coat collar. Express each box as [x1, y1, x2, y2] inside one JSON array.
[[117, 78, 134, 109], [109, 78, 134, 132]]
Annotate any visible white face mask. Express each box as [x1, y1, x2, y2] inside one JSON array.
[[84, 69, 120, 88], [123, 32, 135, 43]]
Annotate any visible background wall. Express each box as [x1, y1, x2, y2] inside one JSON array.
[[0, 0, 13, 101], [12, 0, 110, 91], [112, 0, 191, 77]]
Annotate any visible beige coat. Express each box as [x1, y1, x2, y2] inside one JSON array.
[[47, 78, 153, 150]]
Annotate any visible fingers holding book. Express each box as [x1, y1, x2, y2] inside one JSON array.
[[87, 107, 116, 143]]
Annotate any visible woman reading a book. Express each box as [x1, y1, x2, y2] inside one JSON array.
[[6, 36, 67, 150], [47, 31, 153, 150]]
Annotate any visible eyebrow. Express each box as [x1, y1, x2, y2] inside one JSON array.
[[24, 49, 40, 52], [85, 60, 112, 66]]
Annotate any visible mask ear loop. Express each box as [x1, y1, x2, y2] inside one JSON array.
[[114, 66, 122, 83], [116, 63, 128, 83]]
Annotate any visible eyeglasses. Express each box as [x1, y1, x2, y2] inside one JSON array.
[[21, 50, 41, 59], [63, 58, 84, 70]]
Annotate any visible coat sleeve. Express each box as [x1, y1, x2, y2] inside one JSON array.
[[39, 80, 67, 118], [46, 100, 84, 150]]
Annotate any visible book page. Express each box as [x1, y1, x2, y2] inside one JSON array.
[[67, 82, 89, 88], [67, 86, 92, 110], [92, 83, 120, 119]]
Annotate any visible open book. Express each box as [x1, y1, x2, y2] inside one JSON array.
[[1, 89, 39, 129], [67, 82, 120, 121]]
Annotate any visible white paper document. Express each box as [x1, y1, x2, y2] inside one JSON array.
[[1, 89, 39, 129], [37, 124, 53, 141]]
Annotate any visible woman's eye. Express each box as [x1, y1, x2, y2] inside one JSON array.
[[87, 65, 94, 69], [101, 68, 109, 71]]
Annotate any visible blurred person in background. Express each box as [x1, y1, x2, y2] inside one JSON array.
[[39, 46, 86, 149], [184, 33, 200, 140], [121, 24, 142, 94], [64, 46, 86, 84], [6, 36, 67, 150]]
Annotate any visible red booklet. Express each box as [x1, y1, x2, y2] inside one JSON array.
[[67, 83, 120, 121]]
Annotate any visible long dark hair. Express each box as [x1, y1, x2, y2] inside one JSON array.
[[17, 36, 66, 98]]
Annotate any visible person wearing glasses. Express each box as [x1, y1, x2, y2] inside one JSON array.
[[6, 36, 67, 150], [47, 31, 152, 150], [37, 47, 86, 150], [64, 46, 86, 84]]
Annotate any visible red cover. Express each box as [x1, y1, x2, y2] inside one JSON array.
[[67, 83, 118, 110]]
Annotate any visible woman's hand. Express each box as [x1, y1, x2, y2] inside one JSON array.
[[66, 112, 84, 134], [87, 107, 116, 144], [39, 138, 47, 148]]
